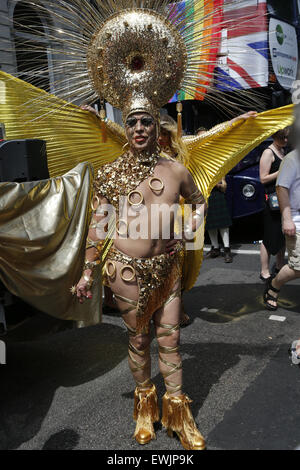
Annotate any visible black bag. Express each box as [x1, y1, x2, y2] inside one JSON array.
[[268, 192, 280, 211]]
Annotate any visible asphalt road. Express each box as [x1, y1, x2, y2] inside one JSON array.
[[1, 243, 300, 452]]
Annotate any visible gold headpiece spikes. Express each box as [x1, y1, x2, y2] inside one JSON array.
[[87, 9, 187, 121]]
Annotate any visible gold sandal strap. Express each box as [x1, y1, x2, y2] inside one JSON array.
[[156, 322, 180, 338], [164, 382, 182, 393], [158, 345, 179, 354], [164, 287, 181, 307], [128, 340, 150, 373], [136, 379, 153, 389], [123, 320, 137, 336], [121, 306, 136, 315], [160, 357, 182, 378], [129, 342, 147, 358], [115, 293, 138, 307], [128, 351, 148, 373], [158, 341, 182, 392]]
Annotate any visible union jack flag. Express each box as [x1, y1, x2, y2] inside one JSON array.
[[215, 0, 268, 90]]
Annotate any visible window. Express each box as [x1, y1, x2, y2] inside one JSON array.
[[267, 0, 295, 25]]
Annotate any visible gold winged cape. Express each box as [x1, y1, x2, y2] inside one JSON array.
[[0, 72, 295, 322]]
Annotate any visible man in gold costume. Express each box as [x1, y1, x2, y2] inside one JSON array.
[[75, 108, 207, 449], [0, 0, 295, 452]]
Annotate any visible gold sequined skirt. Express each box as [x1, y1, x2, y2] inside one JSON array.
[[104, 242, 184, 334]]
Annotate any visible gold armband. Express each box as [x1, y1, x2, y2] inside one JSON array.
[[83, 259, 100, 271], [85, 239, 105, 252], [185, 189, 206, 205]]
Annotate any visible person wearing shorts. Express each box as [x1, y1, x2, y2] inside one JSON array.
[[263, 150, 300, 311]]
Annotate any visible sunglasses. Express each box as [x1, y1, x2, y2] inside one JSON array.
[[126, 117, 154, 128]]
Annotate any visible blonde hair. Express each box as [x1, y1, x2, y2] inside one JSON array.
[[160, 114, 190, 165]]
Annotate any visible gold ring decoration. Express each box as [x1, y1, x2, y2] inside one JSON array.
[[127, 190, 144, 206], [116, 218, 128, 236], [120, 265, 136, 282], [105, 260, 116, 278], [149, 177, 164, 192], [91, 195, 100, 211]]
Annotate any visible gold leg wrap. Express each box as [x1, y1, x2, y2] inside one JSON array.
[[158, 344, 182, 394], [164, 286, 181, 307], [128, 341, 150, 376], [123, 320, 151, 388], [116, 293, 137, 315], [156, 321, 182, 394], [133, 384, 160, 445], [161, 393, 206, 451]]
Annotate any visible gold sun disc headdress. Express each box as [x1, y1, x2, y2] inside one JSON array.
[[87, 9, 187, 121]]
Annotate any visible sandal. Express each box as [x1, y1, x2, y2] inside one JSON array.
[[263, 278, 280, 311], [259, 274, 271, 282], [289, 340, 300, 365]]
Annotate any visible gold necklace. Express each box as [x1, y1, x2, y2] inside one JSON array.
[[94, 151, 159, 214]]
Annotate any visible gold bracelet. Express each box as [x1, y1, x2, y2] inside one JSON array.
[[83, 259, 99, 270], [185, 189, 206, 205]]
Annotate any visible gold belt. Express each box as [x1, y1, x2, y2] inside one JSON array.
[[104, 242, 184, 333]]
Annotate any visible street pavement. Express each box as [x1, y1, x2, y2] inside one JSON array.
[[1, 243, 300, 451]]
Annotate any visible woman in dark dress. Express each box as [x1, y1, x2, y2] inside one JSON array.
[[259, 128, 290, 281], [205, 177, 233, 263]]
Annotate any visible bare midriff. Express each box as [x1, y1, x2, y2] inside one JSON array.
[[113, 160, 181, 258]]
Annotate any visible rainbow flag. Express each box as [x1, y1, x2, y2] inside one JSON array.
[[169, 0, 224, 102]]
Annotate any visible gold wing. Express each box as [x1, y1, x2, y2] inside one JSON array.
[[182, 104, 295, 291], [0, 71, 124, 177], [186, 105, 294, 200]]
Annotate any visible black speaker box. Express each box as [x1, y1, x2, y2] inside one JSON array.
[[0, 139, 49, 182]]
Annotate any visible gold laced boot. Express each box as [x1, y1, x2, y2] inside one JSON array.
[[123, 319, 159, 445], [156, 319, 206, 451], [162, 392, 206, 450], [133, 382, 159, 444]]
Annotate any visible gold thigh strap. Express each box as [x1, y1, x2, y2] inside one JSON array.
[[115, 293, 137, 306], [115, 293, 137, 315], [164, 286, 181, 307]]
